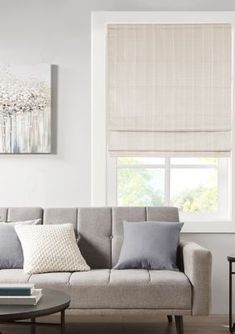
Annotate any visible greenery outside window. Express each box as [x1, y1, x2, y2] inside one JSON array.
[[107, 157, 229, 222]]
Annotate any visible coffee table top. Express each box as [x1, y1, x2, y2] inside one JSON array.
[[0, 289, 70, 321]]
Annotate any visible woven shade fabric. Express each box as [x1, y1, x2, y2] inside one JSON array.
[[107, 23, 232, 157]]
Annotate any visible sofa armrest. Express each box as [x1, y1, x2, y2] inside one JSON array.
[[178, 241, 212, 315]]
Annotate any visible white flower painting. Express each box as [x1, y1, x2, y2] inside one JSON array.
[[0, 64, 51, 153]]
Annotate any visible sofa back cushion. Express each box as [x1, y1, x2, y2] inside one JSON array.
[[0, 206, 179, 269], [2, 207, 43, 222], [78, 208, 112, 269], [43, 208, 77, 229]]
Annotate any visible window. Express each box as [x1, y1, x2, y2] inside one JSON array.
[[106, 23, 231, 223], [92, 12, 234, 231], [107, 157, 229, 222]]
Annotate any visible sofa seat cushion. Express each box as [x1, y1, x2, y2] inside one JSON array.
[[27, 272, 71, 295], [69, 269, 192, 310], [0, 269, 30, 283], [0, 270, 71, 291], [0, 269, 191, 311]]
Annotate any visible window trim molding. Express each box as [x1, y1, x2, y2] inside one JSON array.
[[91, 11, 235, 233]]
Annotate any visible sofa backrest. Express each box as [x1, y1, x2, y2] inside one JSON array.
[[0, 206, 179, 269]]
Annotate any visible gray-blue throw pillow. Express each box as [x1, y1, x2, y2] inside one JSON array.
[[114, 221, 184, 270], [0, 219, 41, 269]]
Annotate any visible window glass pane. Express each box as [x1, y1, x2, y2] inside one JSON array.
[[117, 157, 165, 165], [117, 168, 164, 206], [171, 168, 218, 212], [171, 158, 218, 165]]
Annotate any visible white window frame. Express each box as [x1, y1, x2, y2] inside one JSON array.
[[91, 11, 235, 233], [107, 157, 230, 223]]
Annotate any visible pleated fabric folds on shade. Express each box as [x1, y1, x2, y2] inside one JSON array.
[[107, 23, 232, 157]]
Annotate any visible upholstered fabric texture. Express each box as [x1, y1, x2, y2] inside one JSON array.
[[15, 224, 90, 274], [0, 219, 41, 269], [7, 207, 43, 222], [77, 207, 112, 269], [115, 221, 183, 270], [179, 241, 212, 315], [0, 206, 212, 316], [3, 206, 179, 270], [0, 268, 191, 310]]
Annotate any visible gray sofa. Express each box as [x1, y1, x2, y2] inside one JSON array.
[[0, 206, 212, 334]]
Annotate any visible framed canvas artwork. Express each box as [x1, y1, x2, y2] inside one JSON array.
[[0, 64, 51, 153]]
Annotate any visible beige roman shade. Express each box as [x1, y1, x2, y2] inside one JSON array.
[[107, 23, 232, 157]]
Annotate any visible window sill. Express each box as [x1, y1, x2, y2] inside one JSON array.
[[181, 221, 234, 233]]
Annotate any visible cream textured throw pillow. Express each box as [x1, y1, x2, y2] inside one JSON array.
[[15, 224, 90, 274]]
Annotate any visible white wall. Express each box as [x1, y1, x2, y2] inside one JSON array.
[[0, 0, 235, 314]]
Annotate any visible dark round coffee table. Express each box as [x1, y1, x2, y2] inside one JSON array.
[[0, 289, 70, 334]]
